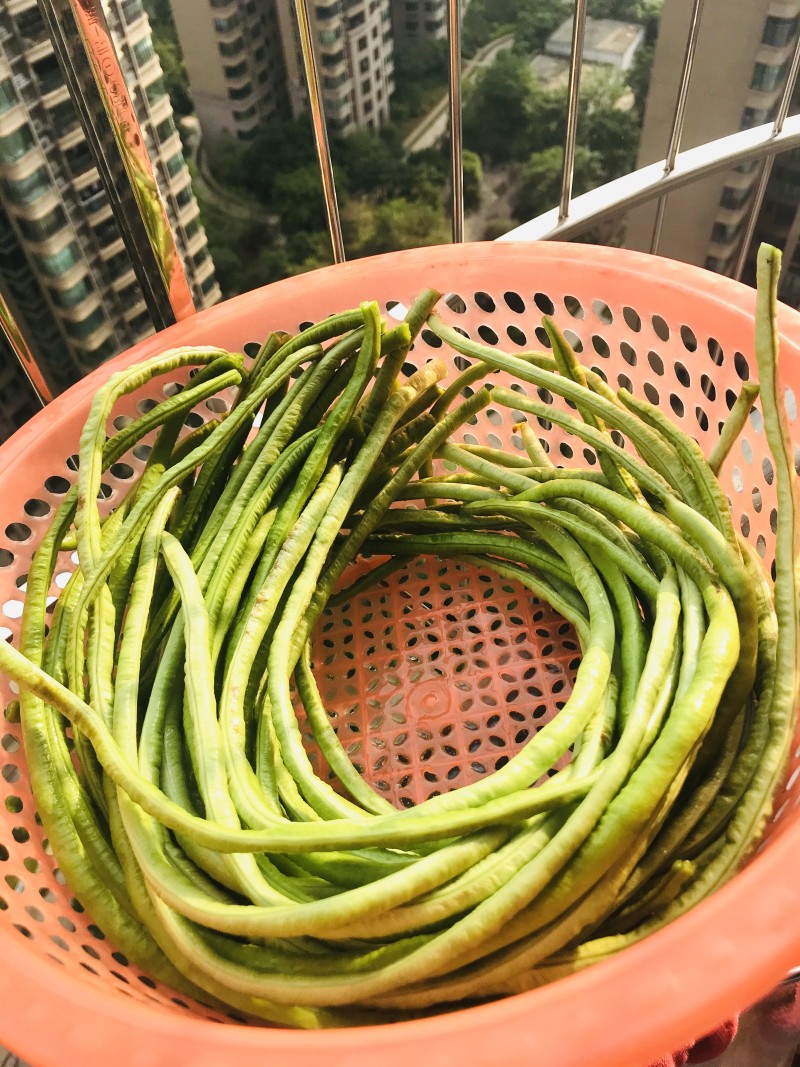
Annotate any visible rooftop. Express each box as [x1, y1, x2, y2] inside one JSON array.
[[546, 16, 645, 69]]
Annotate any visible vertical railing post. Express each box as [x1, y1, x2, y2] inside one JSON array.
[[447, 0, 464, 243], [558, 0, 589, 223], [39, 0, 195, 329], [293, 0, 346, 263], [649, 0, 706, 254]]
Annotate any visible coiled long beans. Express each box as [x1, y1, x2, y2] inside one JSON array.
[[0, 246, 796, 1023]]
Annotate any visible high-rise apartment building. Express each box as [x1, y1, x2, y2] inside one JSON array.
[[389, 0, 447, 46], [170, 0, 289, 143], [625, 0, 800, 300], [0, 0, 220, 436], [170, 0, 395, 140]]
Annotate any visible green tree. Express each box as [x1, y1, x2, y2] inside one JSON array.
[[583, 106, 639, 182], [513, 1, 571, 54], [463, 150, 484, 211], [463, 52, 537, 164], [240, 119, 318, 202], [390, 40, 449, 122], [627, 42, 656, 119], [271, 164, 348, 234], [152, 34, 192, 115], [332, 129, 398, 195], [351, 197, 451, 256], [513, 145, 602, 222]]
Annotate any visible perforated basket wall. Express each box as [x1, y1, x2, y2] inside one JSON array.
[[0, 244, 798, 1067]]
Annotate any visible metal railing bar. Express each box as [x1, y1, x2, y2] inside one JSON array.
[[39, 0, 195, 335], [558, 0, 589, 223], [293, 0, 345, 264], [498, 114, 800, 244], [731, 25, 800, 281], [447, 0, 464, 243], [650, 0, 706, 254], [0, 294, 53, 406]]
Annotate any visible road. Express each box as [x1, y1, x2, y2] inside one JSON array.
[[402, 33, 515, 155]]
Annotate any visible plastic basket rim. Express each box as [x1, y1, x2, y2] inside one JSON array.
[[0, 241, 798, 1067]]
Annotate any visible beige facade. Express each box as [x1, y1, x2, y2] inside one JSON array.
[[173, 0, 395, 141], [170, 0, 287, 143], [0, 0, 219, 430], [390, 0, 447, 46], [626, 0, 800, 292]]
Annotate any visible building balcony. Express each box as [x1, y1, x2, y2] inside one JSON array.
[[6, 0, 38, 16], [110, 266, 137, 292], [98, 235, 126, 260]]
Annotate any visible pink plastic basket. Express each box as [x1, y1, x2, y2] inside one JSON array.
[[0, 242, 799, 1067]]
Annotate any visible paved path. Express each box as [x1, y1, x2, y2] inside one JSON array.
[[402, 33, 514, 154]]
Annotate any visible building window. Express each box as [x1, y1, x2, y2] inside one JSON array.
[[0, 79, 17, 116], [132, 37, 155, 65], [228, 82, 253, 100], [145, 77, 167, 105], [704, 257, 726, 273], [348, 11, 365, 27], [237, 127, 257, 141], [224, 61, 249, 79], [165, 151, 185, 177], [406, 19, 419, 32], [425, 18, 442, 31], [233, 105, 257, 121], [0, 124, 35, 165], [361, 77, 370, 93], [0, 168, 49, 206], [358, 34, 368, 49], [741, 106, 770, 129], [762, 15, 799, 47], [85, 337, 118, 364], [155, 116, 177, 142], [120, 0, 145, 22], [200, 274, 218, 295], [16, 205, 69, 243], [184, 217, 201, 240], [322, 49, 346, 67], [64, 307, 106, 340], [47, 98, 80, 135], [719, 186, 750, 210], [751, 60, 788, 92], [324, 72, 348, 90], [372, 25, 379, 38], [77, 181, 106, 213], [49, 277, 93, 309], [710, 220, 742, 244], [316, 2, 340, 18], [175, 185, 193, 208], [364, 98, 373, 114], [214, 14, 241, 32], [373, 45, 380, 60], [35, 241, 81, 277], [319, 27, 342, 45], [218, 37, 245, 57]]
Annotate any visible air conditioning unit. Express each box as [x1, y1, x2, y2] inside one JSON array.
[[39, 135, 52, 149]]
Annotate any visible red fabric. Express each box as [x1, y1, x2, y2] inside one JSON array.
[[762, 984, 800, 1037], [686, 1016, 738, 1061], [648, 1015, 738, 1067]]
